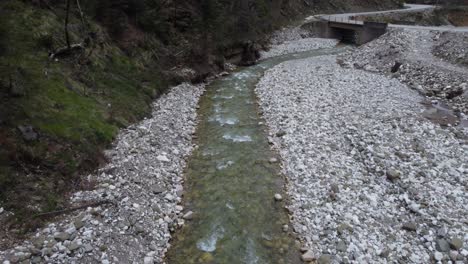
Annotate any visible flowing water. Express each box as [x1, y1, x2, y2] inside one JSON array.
[[167, 47, 346, 264]]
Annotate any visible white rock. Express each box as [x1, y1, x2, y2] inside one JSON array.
[[156, 155, 170, 162]]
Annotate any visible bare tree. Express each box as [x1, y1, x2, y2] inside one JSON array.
[[65, 0, 71, 49]]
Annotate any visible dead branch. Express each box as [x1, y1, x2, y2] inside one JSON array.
[[33, 200, 114, 218], [75, 0, 87, 34]]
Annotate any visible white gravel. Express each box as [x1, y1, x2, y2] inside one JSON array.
[[0, 83, 204, 264], [261, 38, 338, 59], [340, 28, 468, 114], [256, 55, 468, 263]]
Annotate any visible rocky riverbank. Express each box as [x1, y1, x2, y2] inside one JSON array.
[[0, 83, 204, 263], [340, 28, 468, 116], [256, 54, 467, 263]]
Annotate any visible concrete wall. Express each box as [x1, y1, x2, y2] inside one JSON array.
[[358, 21, 388, 44], [301, 21, 333, 38], [301, 20, 387, 45]]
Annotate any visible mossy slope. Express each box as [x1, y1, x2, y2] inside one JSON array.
[[0, 0, 165, 230]]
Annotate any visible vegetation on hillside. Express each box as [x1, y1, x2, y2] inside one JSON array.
[[0, 0, 402, 239]]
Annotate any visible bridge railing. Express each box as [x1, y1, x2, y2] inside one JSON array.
[[327, 15, 362, 25]]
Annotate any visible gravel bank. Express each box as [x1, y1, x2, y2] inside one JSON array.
[[256, 55, 468, 263], [261, 38, 338, 59], [434, 31, 468, 67], [340, 28, 468, 115], [0, 83, 204, 264]]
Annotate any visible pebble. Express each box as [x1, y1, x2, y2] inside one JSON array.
[[269, 158, 279, 163], [434, 252, 444, 261], [274, 194, 283, 201]]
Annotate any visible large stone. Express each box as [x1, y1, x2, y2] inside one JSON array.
[[317, 254, 331, 264], [54, 232, 70, 242], [436, 239, 450, 252], [152, 185, 165, 194], [67, 241, 81, 251], [83, 244, 93, 253], [74, 218, 85, 229], [402, 222, 417, 232], [449, 238, 463, 250], [386, 169, 401, 182], [31, 235, 46, 249], [156, 155, 170, 162], [17, 125, 38, 141], [143, 256, 154, 264], [336, 241, 347, 252], [276, 130, 287, 137], [337, 223, 353, 235]]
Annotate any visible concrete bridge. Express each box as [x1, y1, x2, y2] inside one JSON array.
[[327, 20, 388, 45], [303, 18, 388, 45], [302, 4, 468, 45]]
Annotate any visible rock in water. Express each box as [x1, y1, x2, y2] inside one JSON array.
[[274, 194, 283, 201], [301, 250, 316, 262], [183, 211, 194, 220]]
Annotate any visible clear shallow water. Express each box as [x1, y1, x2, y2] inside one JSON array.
[[167, 47, 347, 264]]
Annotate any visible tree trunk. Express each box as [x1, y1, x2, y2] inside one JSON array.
[[65, 0, 71, 49]]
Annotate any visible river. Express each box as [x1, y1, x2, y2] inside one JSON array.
[[166, 47, 347, 264]]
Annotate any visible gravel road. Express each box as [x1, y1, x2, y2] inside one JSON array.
[[256, 54, 468, 263]]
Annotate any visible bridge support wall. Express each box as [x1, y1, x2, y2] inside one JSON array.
[[357, 22, 388, 45], [301, 21, 388, 45]]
